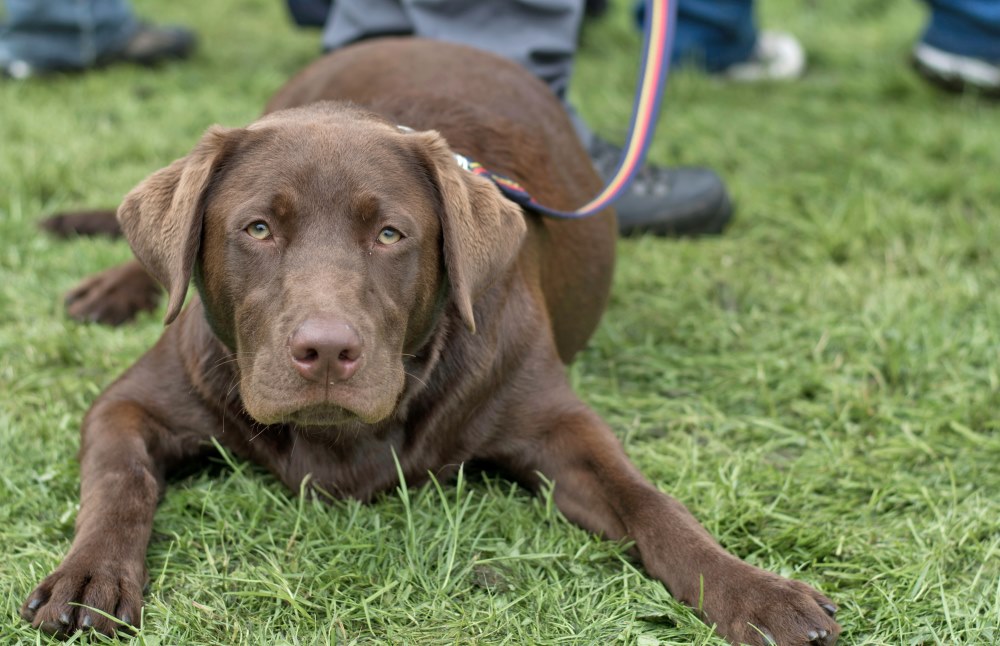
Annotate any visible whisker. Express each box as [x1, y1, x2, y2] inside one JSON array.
[[404, 371, 428, 388], [217, 370, 243, 438], [210, 350, 256, 365], [204, 351, 256, 377], [249, 424, 269, 442], [225, 376, 243, 402]]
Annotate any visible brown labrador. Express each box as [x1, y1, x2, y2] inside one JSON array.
[[22, 38, 840, 645]]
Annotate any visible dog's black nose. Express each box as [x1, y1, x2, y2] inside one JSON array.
[[289, 318, 362, 383]]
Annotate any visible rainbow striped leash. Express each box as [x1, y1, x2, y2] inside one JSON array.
[[456, 0, 677, 219]]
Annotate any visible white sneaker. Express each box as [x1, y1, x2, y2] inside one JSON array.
[[723, 31, 806, 82], [2, 59, 35, 80], [912, 42, 1000, 94]]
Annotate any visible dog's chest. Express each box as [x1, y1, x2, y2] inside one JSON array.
[[264, 424, 466, 502]]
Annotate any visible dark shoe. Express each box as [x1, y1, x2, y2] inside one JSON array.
[[98, 22, 197, 67], [588, 135, 733, 236]]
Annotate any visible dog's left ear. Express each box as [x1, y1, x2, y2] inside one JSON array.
[[409, 130, 527, 333]]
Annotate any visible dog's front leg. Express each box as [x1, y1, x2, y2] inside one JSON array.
[[21, 399, 177, 637], [500, 397, 841, 646]]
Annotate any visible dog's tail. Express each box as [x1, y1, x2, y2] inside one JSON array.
[[39, 209, 122, 239]]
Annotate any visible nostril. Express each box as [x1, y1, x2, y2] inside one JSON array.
[[291, 345, 320, 364]]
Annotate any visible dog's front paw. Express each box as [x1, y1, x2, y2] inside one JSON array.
[[699, 562, 840, 646], [65, 262, 161, 326], [21, 560, 144, 637]]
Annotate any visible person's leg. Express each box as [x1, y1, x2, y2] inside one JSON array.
[[320, 0, 731, 236], [405, 0, 582, 100], [914, 0, 1000, 93], [287, 0, 332, 28], [324, 0, 581, 98], [0, 0, 136, 74], [923, 0, 1000, 60], [321, 0, 414, 52], [672, 0, 757, 72], [638, 0, 803, 81], [1, 0, 196, 79]]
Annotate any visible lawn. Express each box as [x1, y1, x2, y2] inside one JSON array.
[[1, 0, 998, 644]]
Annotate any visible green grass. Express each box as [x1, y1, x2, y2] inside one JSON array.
[[2, 0, 999, 643]]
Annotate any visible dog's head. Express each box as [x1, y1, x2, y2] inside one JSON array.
[[118, 102, 526, 425]]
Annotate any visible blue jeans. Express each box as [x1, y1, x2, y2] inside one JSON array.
[[671, 0, 758, 73], [0, 0, 137, 70], [671, 0, 1000, 70], [923, 0, 1000, 60]]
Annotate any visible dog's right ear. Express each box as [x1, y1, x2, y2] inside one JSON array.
[[405, 130, 527, 334], [117, 126, 240, 325]]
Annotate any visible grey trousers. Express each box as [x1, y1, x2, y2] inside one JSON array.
[[321, 0, 585, 100]]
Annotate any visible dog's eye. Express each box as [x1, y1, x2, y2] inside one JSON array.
[[377, 227, 403, 245], [246, 221, 272, 240]]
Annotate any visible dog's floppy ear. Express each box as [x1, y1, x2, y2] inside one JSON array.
[[410, 130, 527, 333], [117, 126, 239, 325]]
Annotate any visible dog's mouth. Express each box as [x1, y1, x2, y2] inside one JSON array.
[[244, 398, 366, 427], [285, 403, 359, 427], [241, 382, 401, 427]]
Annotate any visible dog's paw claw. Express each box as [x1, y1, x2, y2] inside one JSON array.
[[705, 564, 841, 646], [22, 563, 145, 637]]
